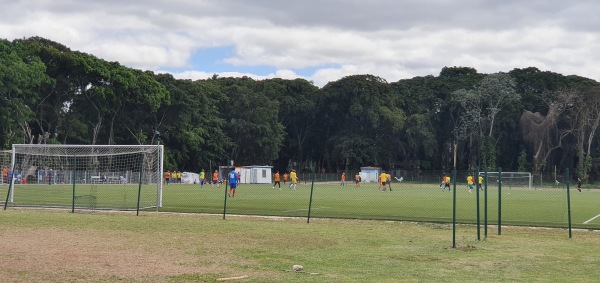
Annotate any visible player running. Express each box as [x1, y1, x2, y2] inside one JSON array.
[[273, 171, 281, 190], [289, 170, 298, 190]]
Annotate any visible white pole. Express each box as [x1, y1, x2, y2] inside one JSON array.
[[158, 144, 163, 208]]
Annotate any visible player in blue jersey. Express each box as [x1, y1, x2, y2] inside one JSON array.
[[228, 169, 238, 197]]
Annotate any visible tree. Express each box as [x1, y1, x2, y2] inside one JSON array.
[[154, 74, 228, 171], [520, 89, 578, 177], [261, 78, 319, 172], [0, 39, 50, 147], [218, 77, 285, 165], [451, 73, 520, 169], [565, 86, 600, 180], [320, 75, 405, 171]]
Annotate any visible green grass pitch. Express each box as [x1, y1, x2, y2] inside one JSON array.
[[2, 181, 599, 229]]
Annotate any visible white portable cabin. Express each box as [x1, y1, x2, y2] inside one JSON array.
[[220, 165, 272, 184], [359, 166, 381, 183], [249, 165, 272, 184]]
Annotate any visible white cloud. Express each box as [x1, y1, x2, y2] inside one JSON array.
[[1, 0, 600, 87]]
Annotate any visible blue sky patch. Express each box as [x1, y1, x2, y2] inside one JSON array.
[[162, 45, 339, 78]]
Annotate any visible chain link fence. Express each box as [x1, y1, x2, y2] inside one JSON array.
[[3, 164, 597, 231], [152, 168, 597, 230]]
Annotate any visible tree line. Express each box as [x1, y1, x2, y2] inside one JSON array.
[[2, 37, 600, 181]]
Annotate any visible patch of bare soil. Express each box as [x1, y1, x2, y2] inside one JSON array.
[[0, 227, 247, 282]]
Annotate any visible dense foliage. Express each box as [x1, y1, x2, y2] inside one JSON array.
[[2, 37, 600, 180]]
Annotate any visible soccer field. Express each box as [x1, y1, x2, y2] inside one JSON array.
[[3, 181, 599, 229]]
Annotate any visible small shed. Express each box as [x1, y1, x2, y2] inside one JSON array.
[[249, 165, 272, 184], [359, 166, 381, 183], [220, 165, 272, 184]]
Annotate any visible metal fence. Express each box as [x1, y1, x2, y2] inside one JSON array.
[[3, 168, 597, 232]]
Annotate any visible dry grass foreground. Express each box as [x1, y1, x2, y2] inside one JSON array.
[[1, 208, 599, 282]]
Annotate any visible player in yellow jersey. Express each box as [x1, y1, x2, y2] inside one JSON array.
[[199, 169, 205, 188], [443, 175, 451, 191], [355, 172, 361, 187], [379, 171, 388, 191], [478, 175, 484, 191], [467, 175, 474, 193], [289, 170, 298, 190]]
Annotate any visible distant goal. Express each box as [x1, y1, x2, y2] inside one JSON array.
[[5, 144, 163, 212], [480, 171, 532, 190]]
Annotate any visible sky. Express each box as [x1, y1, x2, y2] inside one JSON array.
[[1, 0, 599, 87]]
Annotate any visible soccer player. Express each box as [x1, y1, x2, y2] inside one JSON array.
[[212, 170, 219, 187], [387, 172, 392, 191], [228, 169, 238, 197], [283, 172, 288, 185], [273, 171, 281, 189], [340, 172, 346, 186], [478, 175, 484, 191], [164, 170, 170, 185], [379, 171, 388, 191], [577, 178, 582, 192], [355, 172, 361, 187], [47, 169, 52, 185], [199, 169, 205, 188], [443, 175, 451, 191], [440, 175, 446, 190], [2, 166, 7, 184], [467, 175, 474, 193], [289, 170, 298, 190]]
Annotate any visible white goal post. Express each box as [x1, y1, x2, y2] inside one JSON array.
[[479, 171, 533, 190], [6, 144, 163, 211]]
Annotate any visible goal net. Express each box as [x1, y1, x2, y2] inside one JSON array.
[[5, 144, 163, 211], [480, 171, 532, 190]]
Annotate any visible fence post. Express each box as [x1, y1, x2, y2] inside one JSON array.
[[307, 172, 315, 223], [452, 167, 457, 248], [498, 167, 502, 235], [136, 153, 145, 216], [566, 168, 572, 238], [4, 161, 17, 210], [476, 167, 480, 241], [484, 167, 488, 239], [223, 178, 229, 220]]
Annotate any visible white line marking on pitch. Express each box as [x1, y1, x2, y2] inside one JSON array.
[[284, 207, 330, 213], [583, 214, 600, 224]]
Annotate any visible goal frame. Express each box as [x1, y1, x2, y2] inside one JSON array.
[[6, 144, 164, 212], [480, 171, 533, 190]]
